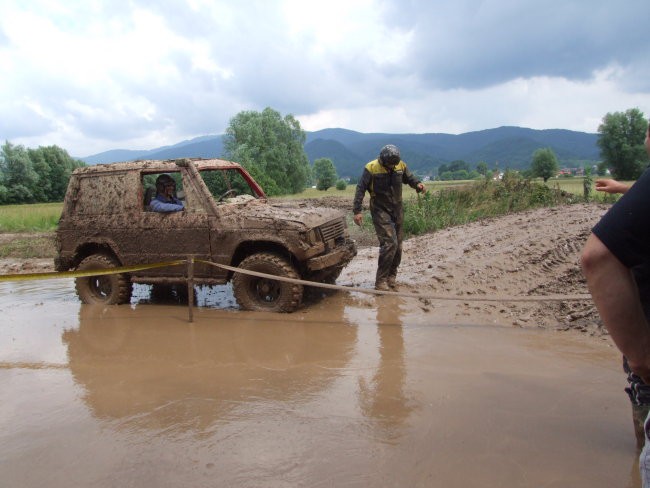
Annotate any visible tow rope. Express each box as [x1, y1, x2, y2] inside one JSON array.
[[0, 258, 592, 303]]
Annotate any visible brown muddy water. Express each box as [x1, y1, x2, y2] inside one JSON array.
[[0, 279, 641, 487]]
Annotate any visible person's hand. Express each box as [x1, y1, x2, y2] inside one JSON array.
[[416, 182, 426, 193], [595, 178, 629, 195], [353, 213, 363, 226]]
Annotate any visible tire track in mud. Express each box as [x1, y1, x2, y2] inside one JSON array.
[[342, 203, 610, 335]]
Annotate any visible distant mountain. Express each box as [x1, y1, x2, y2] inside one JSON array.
[[303, 138, 361, 177], [81, 126, 599, 177], [82, 135, 224, 165], [304, 127, 599, 177], [82, 149, 150, 165]]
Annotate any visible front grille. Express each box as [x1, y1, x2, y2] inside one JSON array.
[[320, 219, 345, 242]]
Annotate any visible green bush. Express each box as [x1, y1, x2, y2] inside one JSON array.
[[402, 178, 578, 237], [335, 179, 347, 190]]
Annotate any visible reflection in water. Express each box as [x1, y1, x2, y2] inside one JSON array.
[[63, 302, 357, 433], [131, 283, 238, 309], [358, 296, 414, 438], [0, 280, 640, 488]]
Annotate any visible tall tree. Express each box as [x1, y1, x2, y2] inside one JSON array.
[[27, 148, 52, 202], [0, 142, 39, 203], [448, 160, 470, 172], [597, 108, 648, 180], [0, 142, 84, 204], [312, 158, 338, 191], [223, 107, 310, 195], [531, 147, 559, 183], [38, 145, 85, 201]]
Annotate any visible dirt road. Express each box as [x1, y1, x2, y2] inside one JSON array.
[[0, 202, 609, 334]]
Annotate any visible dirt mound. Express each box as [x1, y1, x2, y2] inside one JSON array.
[[339, 203, 610, 335]]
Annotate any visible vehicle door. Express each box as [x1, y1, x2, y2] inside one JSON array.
[[195, 167, 263, 281], [127, 169, 212, 280]]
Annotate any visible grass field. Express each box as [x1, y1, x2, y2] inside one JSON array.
[[293, 176, 625, 201], [0, 176, 622, 234], [287, 179, 484, 199], [0, 202, 63, 232]]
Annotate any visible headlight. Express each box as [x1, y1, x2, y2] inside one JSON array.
[[305, 228, 320, 245]]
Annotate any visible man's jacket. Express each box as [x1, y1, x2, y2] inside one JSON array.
[[353, 159, 421, 217]]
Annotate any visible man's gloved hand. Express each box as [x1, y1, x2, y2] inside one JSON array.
[[416, 183, 426, 193]]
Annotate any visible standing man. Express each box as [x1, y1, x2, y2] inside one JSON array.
[[353, 144, 425, 291], [581, 121, 650, 485]]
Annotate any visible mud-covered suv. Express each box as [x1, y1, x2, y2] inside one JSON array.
[[55, 158, 357, 312]]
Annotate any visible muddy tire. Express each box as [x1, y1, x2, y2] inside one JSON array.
[[232, 252, 303, 312], [75, 254, 132, 305]]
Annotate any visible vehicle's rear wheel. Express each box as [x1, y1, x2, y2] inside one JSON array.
[[75, 254, 132, 305], [232, 252, 303, 312]]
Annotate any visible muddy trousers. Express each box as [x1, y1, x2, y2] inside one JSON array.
[[371, 209, 403, 285]]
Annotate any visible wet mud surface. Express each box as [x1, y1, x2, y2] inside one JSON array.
[[0, 278, 641, 487]]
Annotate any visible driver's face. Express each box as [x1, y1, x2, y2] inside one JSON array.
[[164, 183, 175, 197]]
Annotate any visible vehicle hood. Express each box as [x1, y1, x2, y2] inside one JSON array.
[[222, 201, 346, 231]]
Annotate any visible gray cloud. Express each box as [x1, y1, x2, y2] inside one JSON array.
[[1, 0, 650, 156], [390, 0, 650, 90]]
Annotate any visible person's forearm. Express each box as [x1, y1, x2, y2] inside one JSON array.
[[595, 179, 630, 194]]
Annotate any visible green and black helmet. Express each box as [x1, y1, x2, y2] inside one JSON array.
[[379, 144, 400, 167]]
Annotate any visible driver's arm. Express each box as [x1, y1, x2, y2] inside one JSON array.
[[150, 198, 184, 213]]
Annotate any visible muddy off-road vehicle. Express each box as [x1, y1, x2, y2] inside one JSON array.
[[55, 158, 357, 312]]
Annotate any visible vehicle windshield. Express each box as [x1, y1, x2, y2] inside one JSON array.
[[200, 168, 257, 201]]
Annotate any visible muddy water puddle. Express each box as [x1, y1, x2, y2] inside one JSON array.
[[0, 280, 640, 487]]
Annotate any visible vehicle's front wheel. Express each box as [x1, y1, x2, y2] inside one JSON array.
[[75, 254, 132, 305], [232, 252, 303, 312]]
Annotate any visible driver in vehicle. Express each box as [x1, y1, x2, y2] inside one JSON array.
[[150, 174, 184, 213]]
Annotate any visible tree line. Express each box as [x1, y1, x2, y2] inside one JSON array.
[[2, 106, 648, 204], [439, 108, 649, 183], [0, 142, 86, 204]]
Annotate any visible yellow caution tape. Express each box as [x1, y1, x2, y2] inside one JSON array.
[[0, 260, 186, 282]]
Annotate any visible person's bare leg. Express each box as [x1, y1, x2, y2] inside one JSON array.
[[581, 233, 650, 381]]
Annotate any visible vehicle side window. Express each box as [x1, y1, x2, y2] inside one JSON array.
[[142, 172, 184, 211]]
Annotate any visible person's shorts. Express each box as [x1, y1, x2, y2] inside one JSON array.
[[593, 168, 650, 269]]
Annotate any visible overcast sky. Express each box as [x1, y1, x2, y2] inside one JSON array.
[[2, 0, 649, 157]]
